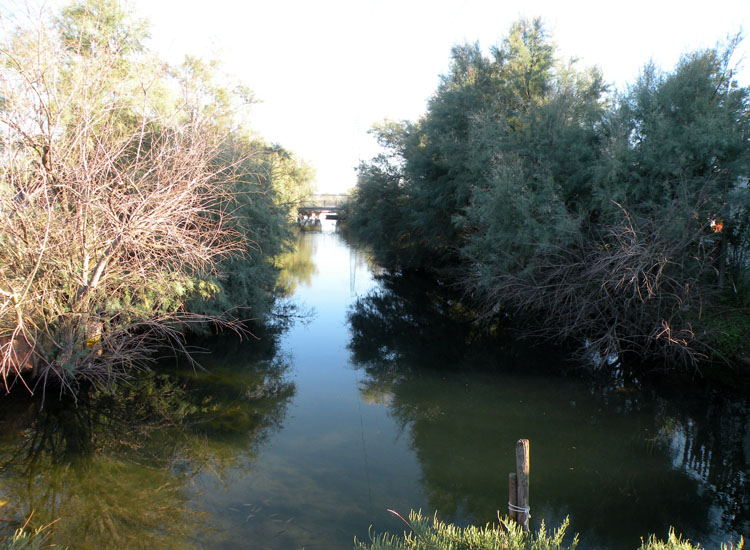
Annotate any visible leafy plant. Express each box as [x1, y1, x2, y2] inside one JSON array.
[[355, 511, 744, 550], [355, 510, 576, 550]]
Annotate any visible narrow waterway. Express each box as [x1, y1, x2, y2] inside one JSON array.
[[187, 222, 425, 548], [0, 220, 747, 549]]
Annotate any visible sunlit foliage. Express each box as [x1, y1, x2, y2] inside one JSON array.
[[355, 512, 742, 550], [355, 511, 577, 550], [0, 0, 312, 391]]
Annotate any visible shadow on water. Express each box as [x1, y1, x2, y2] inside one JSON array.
[[0, 325, 295, 550], [347, 270, 749, 550]]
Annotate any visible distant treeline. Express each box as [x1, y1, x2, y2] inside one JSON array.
[[344, 18, 750, 369], [0, 0, 313, 393]]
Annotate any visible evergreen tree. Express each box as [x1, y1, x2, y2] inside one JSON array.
[[347, 19, 750, 366]]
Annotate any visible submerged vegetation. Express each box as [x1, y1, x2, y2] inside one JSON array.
[[345, 18, 750, 370], [0, 328, 295, 548], [0, 0, 313, 393]]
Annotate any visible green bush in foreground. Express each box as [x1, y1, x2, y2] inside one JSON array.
[[354, 510, 745, 550], [640, 530, 744, 550], [355, 511, 576, 550]]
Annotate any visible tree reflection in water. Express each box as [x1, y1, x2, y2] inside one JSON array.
[[276, 231, 319, 294], [0, 328, 295, 550], [347, 271, 748, 550], [655, 389, 750, 539]]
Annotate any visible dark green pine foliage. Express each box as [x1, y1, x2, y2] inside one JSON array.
[[403, 42, 505, 268], [594, 44, 750, 275], [345, 120, 416, 268], [460, 49, 606, 277], [598, 50, 748, 214], [347, 19, 750, 365], [348, 18, 605, 272]]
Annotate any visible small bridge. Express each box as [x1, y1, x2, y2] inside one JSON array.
[[298, 193, 348, 212], [297, 193, 348, 221]]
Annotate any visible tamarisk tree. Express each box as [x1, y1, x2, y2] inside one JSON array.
[[348, 19, 750, 367], [0, 1, 274, 392]]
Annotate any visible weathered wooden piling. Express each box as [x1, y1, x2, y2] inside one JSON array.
[[508, 472, 518, 523], [508, 438, 530, 532], [515, 439, 530, 532]]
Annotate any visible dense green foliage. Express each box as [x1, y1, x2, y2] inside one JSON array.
[[346, 19, 750, 367], [0, 0, 312, 390], [185, 135, 314, 322]]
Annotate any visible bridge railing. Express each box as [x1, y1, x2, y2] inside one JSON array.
[[301, 193, 349, 208]]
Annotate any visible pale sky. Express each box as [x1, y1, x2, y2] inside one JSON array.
[[36, 0, 750, 192]]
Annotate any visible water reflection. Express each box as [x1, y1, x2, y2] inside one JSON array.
[[0, 331, 295, 549], [347, 271, 748, 550], [276, 231, 318, 294], [0, 230, 746, 550], [348, 271, 500, 375], [656, 390, 750, 539]]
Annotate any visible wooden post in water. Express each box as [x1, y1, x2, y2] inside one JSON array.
[[508, 472, 518, 523], [515, 439, 530, 532]]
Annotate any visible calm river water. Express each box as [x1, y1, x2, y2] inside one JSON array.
[[0, 220, 747, 549]]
